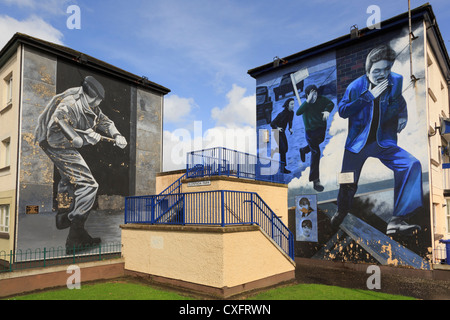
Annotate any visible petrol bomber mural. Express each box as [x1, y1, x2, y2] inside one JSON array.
[[16, 50, 139, 256], [256, 21, 432, 269], [34, 75, 128, 254]]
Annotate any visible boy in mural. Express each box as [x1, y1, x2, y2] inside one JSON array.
[[34, 76, 128, 253], [270, 98, 295, 174], [296, 84, 334, 192], [330, 45, 423, 236]]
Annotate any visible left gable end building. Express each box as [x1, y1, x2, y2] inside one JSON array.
[[0, 33, 170, 257]]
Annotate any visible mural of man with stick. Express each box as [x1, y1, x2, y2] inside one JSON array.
[[330, 45, 423, 236], [34, 76, 127, 253]]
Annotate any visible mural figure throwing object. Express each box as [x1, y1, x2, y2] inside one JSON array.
[[34, 76, 127, 253], [296, 85, 334, 191], [270, 98, 295, 174], [331, 45, 423, 236]]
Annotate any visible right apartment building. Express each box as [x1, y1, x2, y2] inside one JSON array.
[[248, 4, 450, 269]]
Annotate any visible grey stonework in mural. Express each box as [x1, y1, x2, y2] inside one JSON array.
[[19, 47, 57, 215], [135, 88, 163, 196]]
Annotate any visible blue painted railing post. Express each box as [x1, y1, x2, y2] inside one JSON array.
[[182, 195, 185, 225], [292, 234, 295, 259], [221, 190, 225, 227], [218, 148, 222, 176], [250, 193, 254, 225], [124, 198, 127, 224], [271, 212, 274, 238], [151, 197, 155, 224]]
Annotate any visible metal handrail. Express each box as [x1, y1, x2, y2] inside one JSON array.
[[186, 147, 286, 184]]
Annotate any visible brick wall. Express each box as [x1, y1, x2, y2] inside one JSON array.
[[336, 32, 399, 101]]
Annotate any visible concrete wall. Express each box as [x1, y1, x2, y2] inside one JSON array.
[[0, 259, 124, 298], [121, 224, 295, 297], [135, 89, 163, 196]]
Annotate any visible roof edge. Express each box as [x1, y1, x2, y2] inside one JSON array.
[[248, 3, 444, 79], [1, 33, 171, 95]]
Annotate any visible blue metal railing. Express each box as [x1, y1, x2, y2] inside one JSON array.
[[125, 190, 294, 260], [186, 147, 286, 184]]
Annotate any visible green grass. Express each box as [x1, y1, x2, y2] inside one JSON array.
[[246, 283, 416, 300], [6, 280, 416, 300], [7, 281, 195, 300]]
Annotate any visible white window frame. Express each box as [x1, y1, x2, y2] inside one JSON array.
[[447, 200, 450, 235], [5, 74, 13, 106], [2, 138, 10, 167], [0, 204, 10, 233]]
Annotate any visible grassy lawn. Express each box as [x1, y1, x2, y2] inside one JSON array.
[[6, 280, 416, 300], [7, 281, 195, 300], [247, 283, 416, 300]]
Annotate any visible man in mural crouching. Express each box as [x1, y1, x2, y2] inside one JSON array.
[[331, 45, 423, 236], [35, 76, 127, 254]]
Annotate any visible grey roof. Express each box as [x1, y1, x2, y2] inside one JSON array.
[[0, 32, 170, 95], [248, 3, 450, 81]]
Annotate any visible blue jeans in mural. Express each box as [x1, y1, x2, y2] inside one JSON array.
[[337, 141, 423, 218]]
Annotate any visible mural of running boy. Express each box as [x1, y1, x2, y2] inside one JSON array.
[[34, 76, 128, 254], [330, 44, 423, 236], [296, 84, 334, 192]]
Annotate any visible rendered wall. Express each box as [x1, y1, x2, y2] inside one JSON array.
[[426, 41, 450, 248], [255, 21, 432, 269], [121, 224, 295, 292], [0, 46, 21, 253]]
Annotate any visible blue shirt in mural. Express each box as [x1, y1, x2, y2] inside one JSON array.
[[338, 72, 407, 153]]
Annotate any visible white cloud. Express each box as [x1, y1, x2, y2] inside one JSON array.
[[163, 84, 257, 171], [211, 84, 256, 128], [0, 15, 64, 49], [164, 94, 198, 123], [162, 124, 257, 172]]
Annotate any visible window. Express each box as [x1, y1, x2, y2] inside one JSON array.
[[5, 74, 12, 106], [3, 138, 10, 167], [0, 205, 9, 233], [447, 201, 450, 235]]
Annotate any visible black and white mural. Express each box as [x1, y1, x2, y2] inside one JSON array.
[[16, 48, 163, 256]]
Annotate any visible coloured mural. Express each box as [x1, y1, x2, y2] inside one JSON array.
[[256, 21, 431, 268], [16, 50, 140, 256], [295, 195, 318, 242]]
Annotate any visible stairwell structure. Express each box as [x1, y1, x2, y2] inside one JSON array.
[[120, 148, 295, 298]]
